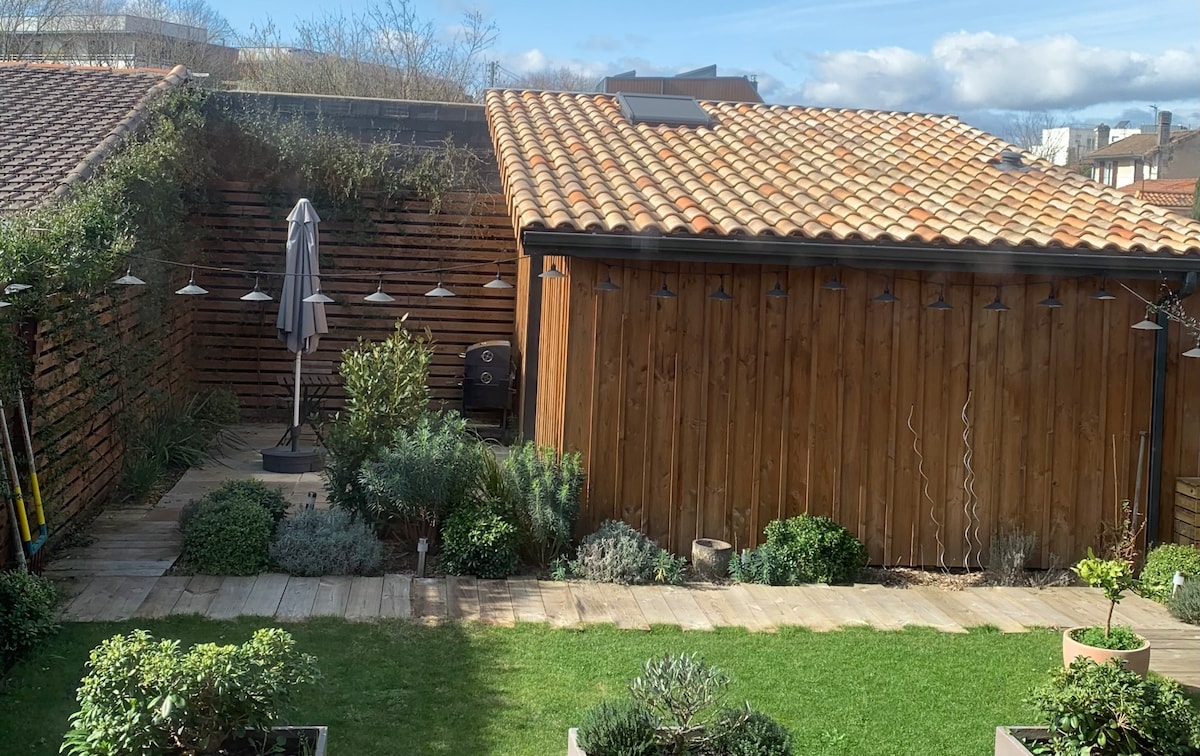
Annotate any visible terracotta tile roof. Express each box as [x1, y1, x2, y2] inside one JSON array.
[[1090, 130, 1200, 159], [486, 90, 1200, 256], [0, 63, 191, 212], [1120, 178, 1197, 210]]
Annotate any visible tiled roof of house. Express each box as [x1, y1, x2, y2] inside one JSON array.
[[1120, 178, 1198, 210], [1089, 130, 1200, 160], [0, 63, 190, 212], [486, 90, 1200, 256]]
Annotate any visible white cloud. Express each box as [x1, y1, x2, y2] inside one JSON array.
[[797, 32, 1200, 112]]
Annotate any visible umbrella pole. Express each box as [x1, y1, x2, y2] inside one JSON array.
[[292, 350, 302, 452]]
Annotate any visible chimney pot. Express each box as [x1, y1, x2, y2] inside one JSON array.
[[1095, 123, 1110, 149]]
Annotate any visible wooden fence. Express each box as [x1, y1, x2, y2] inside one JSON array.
[[190, 183, 518, 417]]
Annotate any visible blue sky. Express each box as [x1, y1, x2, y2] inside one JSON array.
[[209, 0, 1200, 134]]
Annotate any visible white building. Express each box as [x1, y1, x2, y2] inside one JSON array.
[[1034, 124, 1143, 166]]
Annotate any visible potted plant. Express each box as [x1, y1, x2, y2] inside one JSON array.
[[995, 657, 1200, 755], [61, 627, 323, 756], [1063, 548, 1150, 676]]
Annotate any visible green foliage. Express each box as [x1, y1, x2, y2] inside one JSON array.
[[1139, 544, 1200, 603], [0, 570, 59, 672], [575, 700, 661, 756], [205, 479, 289, 527], [652, 549, 687, 586], [629, 652, 743, 753], [325, 319, 434, 517], [1169, 579, 1200, 624], [1074, 548, 1136, 636], [358, 411, 485, 537], [572, 521, 667, 585], [269, 508, 384, 577], [61, 628, 318, 756], [1029, 658, 1200, 756], [179, 498, 272, 575], [1069, 625, 1144, 651], [710, 710, 794, 756], [1191, 179, 1200, 221], [440, 504, 520, 579], [732, 515, 867, 586], [502, 442, 584, 566]]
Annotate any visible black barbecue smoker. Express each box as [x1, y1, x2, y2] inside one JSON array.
[[461, 340, 515, 434]]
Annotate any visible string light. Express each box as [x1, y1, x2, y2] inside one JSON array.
[[175, 268, 207, 295], [115, 265, 146, 286], [539, 263, 566, 280], [1131, 312, 1163, 330], [1091, 278, 1117, 300], [483, 265, 514, 289], [928, 286, 952, 310], [1184, 342, 1200, 358], [595, 265, 621, 292], [983, 286, 1009, 312], [651, 273, 676, 299], [821, 273, 846, 291], [709, 274, 733, 301], [874, 286, 898, 303], [1038, 282, 1063, 308], [303, 289, 334, 303], [240, 275, 272, 302], [364, 279, 395, 302], [766, 273, 788, 298], [425, 282, 455, 297], [3, 283, 31, 294]]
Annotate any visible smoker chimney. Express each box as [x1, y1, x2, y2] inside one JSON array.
[[1158, 110, 1172, 146], [995, 150, 1028, 172], [1095, 123, 1110, 149]]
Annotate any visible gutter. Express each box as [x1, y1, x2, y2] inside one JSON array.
[[1146, 271, 1198, 546], [521, 230, 1200, 278]]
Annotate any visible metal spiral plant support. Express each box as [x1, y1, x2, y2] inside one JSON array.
[[961, 391, 983, 572], [907, 405, 947, 572]]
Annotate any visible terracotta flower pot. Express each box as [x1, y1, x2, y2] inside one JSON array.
[[1062, 627, 1151, 677], [692, 538, 733, 580]]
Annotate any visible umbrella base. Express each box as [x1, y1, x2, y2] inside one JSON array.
[[261, 446, 325, 473]]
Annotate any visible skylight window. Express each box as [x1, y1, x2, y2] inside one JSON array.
[[616, 92, 711, 128]]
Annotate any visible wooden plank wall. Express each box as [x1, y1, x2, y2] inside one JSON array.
[[0, 292, 193, 566], [547, 259, 1198, 568], [190, 183, 517, 416]]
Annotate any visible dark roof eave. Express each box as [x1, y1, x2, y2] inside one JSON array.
[[521, 229, 1200, 278]]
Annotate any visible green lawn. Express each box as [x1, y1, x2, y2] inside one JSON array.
[[0, 618, 1059, 755]]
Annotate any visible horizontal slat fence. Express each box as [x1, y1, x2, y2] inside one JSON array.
[[190, 183, 518, 417], [545, 260, 1197, 568]]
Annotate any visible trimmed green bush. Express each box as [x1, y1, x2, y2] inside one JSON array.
[[711, 710, 794, 756], [732, 515, 867, 585], [62, 628, 318, 756], [1169, 579, 1200, 624], [0, 570, 58, 671], [269, 508, 384, 576], [575, 700, 660, 756], [205, 479, 290, 526], [1069, 625, 1144, 651], [179, 498, 272, 575], [1030, 658, 1200, 756], [1140, 543, 1200, 603], [572, 521, 663, 585], [502, 442, 584, 566], [440, 505, 520, 579]]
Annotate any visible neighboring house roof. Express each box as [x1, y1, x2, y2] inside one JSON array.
[[1120, 178, 1198, 210], [486, 90, 1200, 257], [0, 62, 190, 211], [1089, 130, 1200, 160]]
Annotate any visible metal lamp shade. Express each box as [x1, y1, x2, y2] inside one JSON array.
[[426, 282, 455, 297]]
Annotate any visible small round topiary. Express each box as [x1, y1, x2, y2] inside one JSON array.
[[180, 498, 272, 575], [575, 699, 659, 756], [440, 505, 520, 579], [205, 479, 290, 526], [760, 514, 868, 585], [1140, 544, 1200, 603], [269, 508, 383, 576], [712, 709, 794, 756]]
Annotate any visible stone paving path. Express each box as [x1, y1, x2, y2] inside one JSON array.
[[43, 425, 1200, 694]]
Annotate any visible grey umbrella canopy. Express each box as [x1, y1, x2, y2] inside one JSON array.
[[277, 198, 328, 450]]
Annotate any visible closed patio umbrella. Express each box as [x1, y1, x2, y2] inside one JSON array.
[[277, 198, 328, 452]]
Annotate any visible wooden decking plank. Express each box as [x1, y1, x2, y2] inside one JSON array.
[[379, 574, 412, 619], [536, 581, 581, 627], [507, 577, 549, 624], [478, 579, 515, 626], [206, 576, 257, 619], [135, 576, 190, 618], [941, 589, 1027, 632], [85, 577, 156, 621], [659, 585, 713, 631], [690, 585, 740, 627], [762, 585, 839, 631], [241, 574, 290, 617], [1037, 588, 1107, 627], [1008, 588, 1081, 629], [565, 581, 615, 626], [628, 585, 679, 626], [605, 585, 651, 630], [447, 576, 481, 621], [806, 585, 873, 629], [311, 576, 353, 618], [412, 578, 447, 623], [51, 577, 93, 608], [1113, 595, 1178, 629], [345, 576, 384, 621], [847, 585, 908, 630], [904, 587, 969, 633], [61, 576, 122, 621], [722, 584, 776, 632], [275, 577, 319, 620], [738, 583, 808, 629], [41, 559, 176, 577], [172, 575, 224, 617], [979, 588, 1049, 629]]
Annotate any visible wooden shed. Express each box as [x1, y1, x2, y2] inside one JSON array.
[[485, 89, 1200, 568]]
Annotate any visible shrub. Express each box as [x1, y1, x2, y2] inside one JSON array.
[[269, 508, 384, 576], [573, 521, 661, 585], [0, 570, 58, 671], [1140, 544, 1200, 603], [62, 628, 318, 756], [358, 411, 485, 538], [1073, 548, 1137, 641], [502, 442, 584, 566], [440, 504, 520, 579], [731, 515, 867, 585], [205, 479, 290, 526], [1069, 625, 1144, 651], [1169, 579, 1200, 624], [124, 390, 240, 474], [179, 498, 272, 575], [1029, 658, 1200, 756], [575, 700, 660, 756], [986, 523, 1038, 586], [711, 710, 794, 756]]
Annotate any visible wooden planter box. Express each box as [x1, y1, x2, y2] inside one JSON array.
[[1177, 478, 1200, 545], [994, 726, 1049, 755], [567, 728, 584, 756], [229, 726, 327, 756]]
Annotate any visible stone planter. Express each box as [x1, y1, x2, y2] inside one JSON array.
[[1062, 627, 1151, 676], [567, 727, 584, 756], [692, 538, 733, 580], [994, 726, 1049, 755]]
